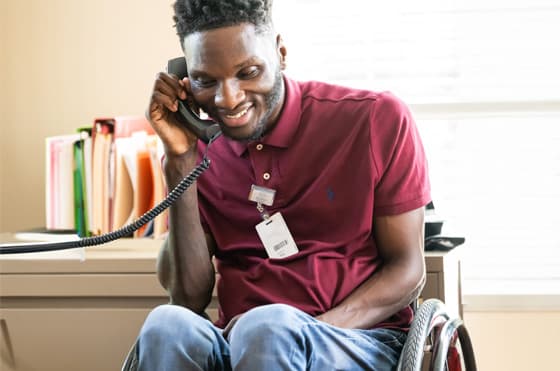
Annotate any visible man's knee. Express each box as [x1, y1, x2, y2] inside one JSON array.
[[139, 304, 212, 349], [228, 304, 311, 368], [229, 304, 307, 345], [137, 305, 229, 370]]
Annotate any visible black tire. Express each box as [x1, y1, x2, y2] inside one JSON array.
[[397, 299, 450, 371]]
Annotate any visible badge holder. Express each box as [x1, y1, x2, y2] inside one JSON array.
[[248, 185, 298, 259]]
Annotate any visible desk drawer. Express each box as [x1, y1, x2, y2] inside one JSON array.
[[0, 308, 154, 371]]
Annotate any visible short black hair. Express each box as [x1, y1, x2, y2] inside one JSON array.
[[173, 0, 273, 43]]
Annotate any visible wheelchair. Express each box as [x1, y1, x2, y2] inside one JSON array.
[[396, 298, 477, 371], [121, 298, 476, 371]]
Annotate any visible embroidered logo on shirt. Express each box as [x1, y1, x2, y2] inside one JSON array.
[[327, 187, 335, 202]]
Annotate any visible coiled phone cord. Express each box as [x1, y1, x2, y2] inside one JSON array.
[[0, 135, 219, 255]]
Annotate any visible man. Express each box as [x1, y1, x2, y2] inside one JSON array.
[[136, 0, 430, 370]]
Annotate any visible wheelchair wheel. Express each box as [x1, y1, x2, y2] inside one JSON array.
[[397, 299, 450, 371], [121, 339, 139, 371], [433, 317, 477, 371], [396, 298, 477, 371]]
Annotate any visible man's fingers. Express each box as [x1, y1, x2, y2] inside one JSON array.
[[158, 72, 188, 100], [144, 71, 198, 157], [150, 92, 177, 116]]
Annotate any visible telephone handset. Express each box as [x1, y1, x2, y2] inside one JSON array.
[[167, 57, 221, 144], [0, 58, 218, 254]]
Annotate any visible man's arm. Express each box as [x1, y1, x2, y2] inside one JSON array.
[[156, 152, 217, 313], [146, 70, 216, 314], [316, 206, 426, 329]]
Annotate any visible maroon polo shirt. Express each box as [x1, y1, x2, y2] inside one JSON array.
[[196, 76, 431, 329]]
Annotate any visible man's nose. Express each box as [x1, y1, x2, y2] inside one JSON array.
[[215, 80, 245, 110]]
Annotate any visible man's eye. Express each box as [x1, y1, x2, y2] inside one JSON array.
[[194, 78, 215, 87], [239, 67, 260, 79]]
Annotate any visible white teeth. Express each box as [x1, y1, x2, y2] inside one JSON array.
[[226, 107, 248, 119]]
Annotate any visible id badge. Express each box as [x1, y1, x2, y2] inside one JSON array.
[[255, 212, 299, 259], [248, 185, 276, 206]]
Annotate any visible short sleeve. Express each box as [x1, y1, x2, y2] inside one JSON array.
[[370, 92, 431, 216]]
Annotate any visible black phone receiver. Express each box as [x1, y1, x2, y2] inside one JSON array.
[[167, 57, 221, 144]]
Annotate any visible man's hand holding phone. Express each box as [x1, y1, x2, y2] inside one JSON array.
[[147, 72, 199, 158]]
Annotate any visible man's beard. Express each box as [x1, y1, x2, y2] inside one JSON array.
[[242, 69, 284, 142]]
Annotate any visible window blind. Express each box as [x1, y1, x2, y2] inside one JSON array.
[[273, 0, 560, 287]]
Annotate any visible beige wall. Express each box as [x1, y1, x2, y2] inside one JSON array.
[[0, 0, 182, 232], [463, 311, 560, 371]]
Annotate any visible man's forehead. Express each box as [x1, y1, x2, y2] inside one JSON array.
[[183, 24, 276, 66]]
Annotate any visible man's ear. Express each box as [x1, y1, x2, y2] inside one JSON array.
[[276, 34, 287, 70]]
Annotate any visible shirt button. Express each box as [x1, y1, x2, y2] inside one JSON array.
[[263, 172, 271, 180], [256, 143, 264, 151]]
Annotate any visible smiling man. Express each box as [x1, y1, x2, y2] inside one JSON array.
[[182, 23, 284, 141], [134, 1, 431, 370]]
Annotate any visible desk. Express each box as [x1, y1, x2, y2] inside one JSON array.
[[0, 238, 463, 371], [423, 247, 464, 318]]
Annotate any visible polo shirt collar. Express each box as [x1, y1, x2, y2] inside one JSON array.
[[227, 75, 302, 157]]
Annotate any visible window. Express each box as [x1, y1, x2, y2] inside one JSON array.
[[273, 0, 560, 292]]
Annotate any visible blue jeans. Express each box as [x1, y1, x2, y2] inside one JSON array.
[[137, 303, 406, 371]]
